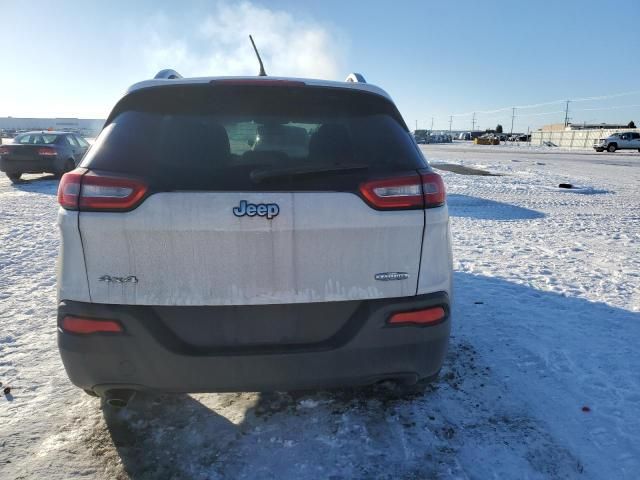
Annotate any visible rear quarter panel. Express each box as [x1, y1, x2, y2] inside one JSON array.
[[57, 209, 91, 302], [417, 205, 453, 297]]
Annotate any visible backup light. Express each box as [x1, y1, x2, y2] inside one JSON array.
[[360, 175, 425, 209], [57, 169, 148, 211], [359, 171, 446, 210]]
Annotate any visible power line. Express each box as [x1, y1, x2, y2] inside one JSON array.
[[451, 89, 640, 117], [517, 110, 566, 117], [467, 109, 565, 119], [575, 103, 640, 112], [422, 103, 640, 130], [571, 90, 640, 102]]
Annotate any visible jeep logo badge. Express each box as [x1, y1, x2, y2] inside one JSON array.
[[233, 200, 279, 220]]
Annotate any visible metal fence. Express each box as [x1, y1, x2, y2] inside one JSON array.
[[530, 128, 640, 149]]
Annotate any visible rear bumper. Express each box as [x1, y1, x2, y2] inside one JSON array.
[[57, 292, 451, 393], [0, 157, 61, 174]]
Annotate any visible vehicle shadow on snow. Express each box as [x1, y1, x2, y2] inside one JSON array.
[[448, 193, 545, 221], [10, 175, 58, 195], [97, 273, 639, 479]]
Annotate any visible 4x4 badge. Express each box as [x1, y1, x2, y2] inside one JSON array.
[[99, 275, 138, 284], [233, 200, 279, 219]]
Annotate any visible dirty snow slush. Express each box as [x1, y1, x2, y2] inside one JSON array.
[[1, 144, 639, 479]]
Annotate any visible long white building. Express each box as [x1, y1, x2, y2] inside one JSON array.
[[0, 117, 104, 136]]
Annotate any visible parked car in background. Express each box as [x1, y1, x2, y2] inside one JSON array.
[[1, 129, 17, 139], [593, 131, 640, 152], [413, 129, 430, 144], [0, 131, 90, 182]]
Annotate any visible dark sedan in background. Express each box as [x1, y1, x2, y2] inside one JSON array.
[[0, 131, 90, 183]]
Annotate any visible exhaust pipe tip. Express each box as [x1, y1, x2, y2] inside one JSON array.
[[104, 389, 136, 408]]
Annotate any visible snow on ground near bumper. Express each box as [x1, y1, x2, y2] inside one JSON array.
[[0, 146, 639, 479]]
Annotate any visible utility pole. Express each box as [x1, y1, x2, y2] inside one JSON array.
[[415, 119, 418, 131], [430, 117, 434, 132], [448, 115, 453, 134], [510, 107, 516, 134], [563, 100, 571, 127], [471, 112, 476, 132]]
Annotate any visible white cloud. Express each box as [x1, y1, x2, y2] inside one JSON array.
[[140, 2, 347, 81]]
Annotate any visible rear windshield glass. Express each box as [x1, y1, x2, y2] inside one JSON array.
[[15, 133, 58, 144], [82, 85, 425, 191]]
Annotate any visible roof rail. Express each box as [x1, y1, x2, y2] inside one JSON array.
[[345, 73, 366, 83], [154, 69, 183, 80]]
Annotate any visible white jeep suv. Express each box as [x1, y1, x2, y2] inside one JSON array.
[[56, 71, 453, 402]]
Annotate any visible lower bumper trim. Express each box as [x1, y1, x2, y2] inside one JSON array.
[[58, 292, 451, 393]]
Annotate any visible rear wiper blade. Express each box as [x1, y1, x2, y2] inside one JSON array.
[[251, 164, 369, 183]]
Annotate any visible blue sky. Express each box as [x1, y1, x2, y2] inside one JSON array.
[[1, 0, 639, 131]]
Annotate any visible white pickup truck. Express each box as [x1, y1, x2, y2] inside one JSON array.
[[593, 131, 640, 152]]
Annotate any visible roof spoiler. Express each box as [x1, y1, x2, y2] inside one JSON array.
[[154, 69, 183, 80], [152, 69, 365, 83], [345, 73, 366, 83]]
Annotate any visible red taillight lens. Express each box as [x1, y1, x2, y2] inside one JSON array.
[[421, 172, 446, 208], [360, 175, 424, 209], [0, 146, 10, 155], [389, 306, 446, 326], [38, 147, 57, 156], [359, 172, 446, 210], [57, 169, 84, 209], [57, 169, 148, 211], [61, 315, 123, 334]]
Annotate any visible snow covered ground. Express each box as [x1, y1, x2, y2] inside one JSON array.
[[0, 144, 638, 479]]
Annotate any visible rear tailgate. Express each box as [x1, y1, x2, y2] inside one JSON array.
[[75, 83, 429, 306], [79, 191, 423, 305]]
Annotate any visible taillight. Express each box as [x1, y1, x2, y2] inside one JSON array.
[[57, 169, 148, 211], [389, 306, 446, 326], [79, 172, 148, 210], [0, 146, 10, 155], [38, 147, 57, 156], [58, 169, 84, 209], [360, 175, 424, 210], [420, 172, 446, 208], [359, 171, 446, 210], [61, 315, 123, 334]]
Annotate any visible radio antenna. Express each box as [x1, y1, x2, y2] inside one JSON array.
[[249, 35, 267, 76]]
